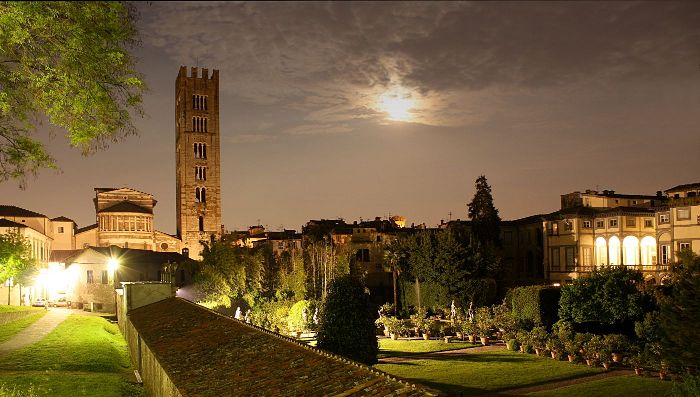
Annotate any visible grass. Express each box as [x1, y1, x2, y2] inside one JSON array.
[[0, 315, 143, 397], [528, 374, 675, 397], [0, 312, 47, 344], [378, 338, 480, 358], [375, 350, 601, 395], [0, 307, 42, 314]]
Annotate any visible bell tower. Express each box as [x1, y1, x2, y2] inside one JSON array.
[[175, 66, 222, 259]]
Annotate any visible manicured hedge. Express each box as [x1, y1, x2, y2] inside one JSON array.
[[506, 286, 560, 329], [399, 280, 450, 311]]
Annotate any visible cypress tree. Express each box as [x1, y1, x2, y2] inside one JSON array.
[[467, 175, 501, 247], [316, 275, 378, 365]]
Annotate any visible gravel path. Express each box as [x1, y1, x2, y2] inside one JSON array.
[[485, 369, 634, 396], [0, 308, 70, 356], [379, 343, 505, 364]]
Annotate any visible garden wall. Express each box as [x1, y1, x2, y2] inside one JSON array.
[[126, 320, 182, 397]]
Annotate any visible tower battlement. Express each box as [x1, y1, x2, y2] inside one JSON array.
[[178, 65, 219, 80]]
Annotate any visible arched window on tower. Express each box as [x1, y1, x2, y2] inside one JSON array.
[[199, 216, 204, 232], [195, 187, 200, 202], [201, 187, 206, 203]]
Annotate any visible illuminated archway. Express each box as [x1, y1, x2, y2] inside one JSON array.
[[623, 236, 640, 266], [640, 236, 657, 267], [595, 237, 607, 266], [608, 236, 621, 266]]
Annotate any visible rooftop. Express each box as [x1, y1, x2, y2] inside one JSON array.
[[0, 218, 27, 228], [98, 201, 153, 215], [128, 298, 435, 397], [0, 205, 47, 218], [665, 182, 700, 193]]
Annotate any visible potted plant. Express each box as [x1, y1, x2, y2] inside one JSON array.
[[624, 353, 644, 376], [603, 334, 628, 363], [475, 307, 493, 346], [546, 335, 564, 360], [423, 318, 436, 340], [529, 326, 549, 356], [411, 307, 429, 337], [506, 338, 520, 351], [563, 338, 579, 363], [461, 320, 478, 343], [516, 330, 530, 353], [583, 335, 604, 366]]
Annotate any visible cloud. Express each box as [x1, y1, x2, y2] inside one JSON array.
[[139, 2, 700, 133]]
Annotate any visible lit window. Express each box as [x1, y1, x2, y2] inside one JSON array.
[[595, 220, 604, 229], [58, 226, 64, 233], [659, 213, 670, 224], [679, 242, 691, 251], [101, 270, 109, 284], [677, 207, 691, 221], [609, 219, 618, 228], [87, 270, 94, 284], [644, 219, 653, 228], [582, 221, 591, 229], [661, 245, 670, 264]]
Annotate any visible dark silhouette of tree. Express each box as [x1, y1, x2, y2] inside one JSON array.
[[467, 175, 501, 247], [0, 2, 144, 186], [316, 275, 378, 365]]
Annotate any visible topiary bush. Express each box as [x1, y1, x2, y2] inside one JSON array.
[[507, 286, 561, 330], [316, 275, 378, 365]]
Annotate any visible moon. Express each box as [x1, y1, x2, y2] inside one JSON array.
[[378, 88, 416, 122]]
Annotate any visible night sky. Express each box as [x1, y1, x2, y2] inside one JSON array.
[[1, 2, 699, 234]]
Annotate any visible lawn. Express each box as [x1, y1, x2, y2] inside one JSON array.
[[0, 306, 42, 314], [0, 315, 143, 397], [375, 350, 601, 395], [378, 338, 479, 358], [528, 374, 675, 397], [0, 311, 46, 343]]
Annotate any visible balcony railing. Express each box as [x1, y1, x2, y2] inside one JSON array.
[[550, 264, 670, 273]]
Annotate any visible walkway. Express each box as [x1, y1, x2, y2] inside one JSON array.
[[379, 343, 504, 364], [0, 308, 71, 356]]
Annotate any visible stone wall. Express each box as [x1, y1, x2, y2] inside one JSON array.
[[126, 319, 182, 397]]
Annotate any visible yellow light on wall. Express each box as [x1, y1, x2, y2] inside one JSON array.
[[107, 258, 119, 273]]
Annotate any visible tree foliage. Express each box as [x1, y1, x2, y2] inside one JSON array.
[[195, 239, 264, 308], [659, 252, 700, 373], [0, 231, 36, 284], [559, 267, 649, 325], [316, 275, 378, 365], [0, 2, 145, 185], [467, 175, 501, 247]]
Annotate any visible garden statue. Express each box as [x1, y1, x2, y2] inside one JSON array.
[[467, 301, 474, 322], [234, 306, 242, 320], [313, 307, 319, 325], [450, 300, 457, 320], [245, 309, 251, 323], [302, 307, 308, 324]]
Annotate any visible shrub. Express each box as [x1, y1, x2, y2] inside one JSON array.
[[672, 374, 700, 397], [559, 267, 649, 325], [507, 286, 561, 329], [475, 306, 493, 337], [287, 300, 312, 332], [583, 335, 605, 361], [529, 326, 549, 350], [506, 339, 520, 351], [492, 302, 517, 333], [603, 334, 629, 354], [316, 275, 378, 365], [410, 307, 429, 332], [546, 334, 564, 354], [399, 280, 450, 311]]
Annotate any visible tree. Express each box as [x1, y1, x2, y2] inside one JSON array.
[[195, 238, 264, 308], [659, 251, 700, 373], [559, 267, 651, 326], [0, 231, 36, 285], [316, 275, 378, 365], [467, 175, 501, 247], [0, 2, 144, 186]]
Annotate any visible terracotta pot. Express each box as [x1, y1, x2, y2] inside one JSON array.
[[383, 327, 390, 337], [520, 345, 525, 353], [586, 359, 592, 366], [456, 332, 463, 340], [634, 368, 643, 376], [295, 331, 302, 339], [480, 336, 490, 346], [602, 362, 611, 371], [444, 336, 451, 343], [659, 371, 667, 381], [391, 333, 398, 341], [468, 335, 476, 343], [568, 354, 576, 363], [551, 351, 557, 359], [612, 352, 622, 363], [423, 333, 430, 340], [535, 348, 541, 356]]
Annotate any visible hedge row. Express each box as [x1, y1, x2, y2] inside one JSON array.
[[507, 286, 560, 329]]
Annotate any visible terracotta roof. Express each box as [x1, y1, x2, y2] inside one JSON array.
[[49, 249, 83, 263], [76, 223, 98, 234], [98, 201, 152, 214], [0, 205, 46, 218], [665, 182, 700, 193], [51, 216, 76, 223], [86, 246, 195, 266], [0, 219, 27, 228], [128, 298, 436, 397]]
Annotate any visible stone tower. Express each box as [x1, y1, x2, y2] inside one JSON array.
[[175, 66, 222, 259]]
